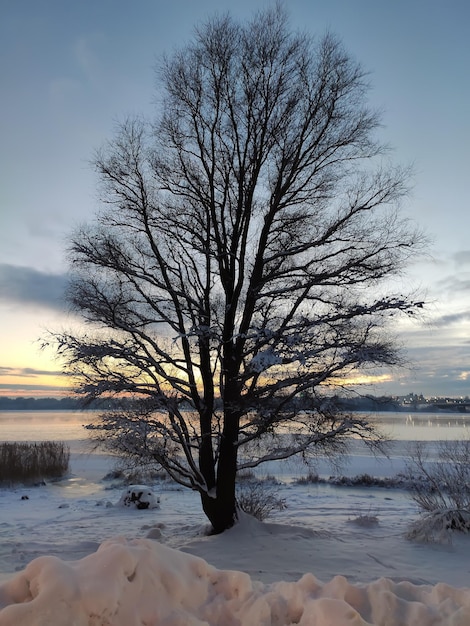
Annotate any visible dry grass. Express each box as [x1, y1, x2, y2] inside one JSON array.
[[347, 511, 380, 527], [0, 442, 70, 485], [405, 440, 470, 543], [236, 480, 286, 521]]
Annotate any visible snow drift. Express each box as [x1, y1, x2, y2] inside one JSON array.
[[1, 536, 469, 626]]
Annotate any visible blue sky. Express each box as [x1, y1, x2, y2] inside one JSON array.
[[1, 0, 469, 398]]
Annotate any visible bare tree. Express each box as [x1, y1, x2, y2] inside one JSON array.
[[48, 6, 424, 533]]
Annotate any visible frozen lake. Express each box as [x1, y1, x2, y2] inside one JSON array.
[[1, 408, 469, 483], [1, 409, 469, 449]]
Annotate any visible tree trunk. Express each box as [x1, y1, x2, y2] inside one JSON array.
[[200, 403, 240, 534], [200, 477, 237, 535]]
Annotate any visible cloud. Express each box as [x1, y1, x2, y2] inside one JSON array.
[[434, 274, 470, 294], [0, 383, 70, 392], [22, 367, 65, 377], [74, 36, 98, 77], [0, 366, 70, 397], [433, 310, 470, 327], [453, 250, 470, 266], [0, 264, 68, 311], [73, 33, 106, 87], [400, 343, 470, 391], [0, 366, 64, 378]]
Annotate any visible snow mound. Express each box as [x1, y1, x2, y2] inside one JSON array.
[[0, 537, 469, 625], [117, 484, 160, 509]]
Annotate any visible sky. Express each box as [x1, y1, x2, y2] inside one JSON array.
[[0, 0, 469, 399]]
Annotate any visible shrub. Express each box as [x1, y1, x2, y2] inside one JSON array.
[[236, 480, 286, 521], [407, 509, 470, 544], [347, 508, 379, 527], [294, 472, 320, 485], [0, 441, 70, 485], [405, 440, 470, 542]]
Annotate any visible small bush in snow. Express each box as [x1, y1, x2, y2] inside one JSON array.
[[405, 440, 470, 542], [0, 441, 69, 485], [236, 481, 286, 521], [347, 512, 379, 527], [406, 509, 470, 544]]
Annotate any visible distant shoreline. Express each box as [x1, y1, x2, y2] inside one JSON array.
[[0, 397, 469, 414]]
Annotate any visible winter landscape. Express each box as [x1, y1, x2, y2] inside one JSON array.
[[1, 411, 470, 625], [2, 1, 470, 624]]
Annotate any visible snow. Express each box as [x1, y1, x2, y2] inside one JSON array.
[[2, 533, 470, 626], [1, 445, 470, 625], [249, 348, 282, 373], [117, 485, 160, 510]]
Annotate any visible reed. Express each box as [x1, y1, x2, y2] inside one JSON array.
[[0, 441, 70, 485]]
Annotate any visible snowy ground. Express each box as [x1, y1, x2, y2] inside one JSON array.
[[1, 444, 470, 624]]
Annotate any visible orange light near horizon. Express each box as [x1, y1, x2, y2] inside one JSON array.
[[0, 305, 75, 397], [0, 368, 72, 398], [340, 373, 394, 386]]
